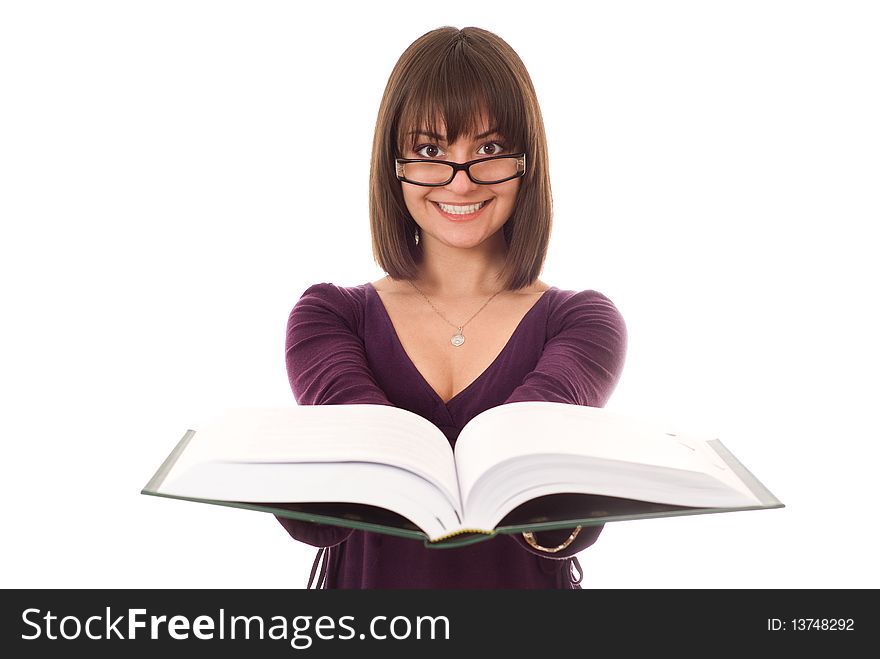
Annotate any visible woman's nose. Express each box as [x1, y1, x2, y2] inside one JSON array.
[[445, 167, 479, 194]]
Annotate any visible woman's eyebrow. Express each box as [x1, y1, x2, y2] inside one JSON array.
[[409, 127, 501, 141]]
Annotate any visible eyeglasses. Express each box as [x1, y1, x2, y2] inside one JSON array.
[[395, 153, 526, 187]]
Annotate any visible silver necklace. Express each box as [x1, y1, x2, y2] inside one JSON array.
[[406, 280, 503, 347]]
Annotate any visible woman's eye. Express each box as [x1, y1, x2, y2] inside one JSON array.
[[478, 141, 506, 156], [415, 144, 444, 158]]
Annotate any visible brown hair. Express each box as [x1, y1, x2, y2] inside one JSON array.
[[369, 26, 552, 291]]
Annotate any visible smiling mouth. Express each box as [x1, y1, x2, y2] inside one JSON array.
[[432, 200, 491, 215]]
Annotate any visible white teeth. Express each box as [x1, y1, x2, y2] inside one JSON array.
[[437, 201, 487, 215]]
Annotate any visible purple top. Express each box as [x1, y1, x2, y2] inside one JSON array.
[[277, 282, 627, 588]]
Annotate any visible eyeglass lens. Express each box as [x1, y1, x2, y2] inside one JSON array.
[[401, 157, 519, 185]]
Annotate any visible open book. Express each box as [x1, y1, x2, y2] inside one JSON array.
[[142, 401, 783, 548]]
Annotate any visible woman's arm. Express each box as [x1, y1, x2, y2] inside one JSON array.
[[276, 283, 397, 547], [503, 289, 628, 559], [286, 283, 396, 407]]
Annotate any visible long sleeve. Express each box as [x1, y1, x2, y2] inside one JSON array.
[[505, 289, 626, 408], [276, 283, 396, 547], [286, 283, 396, 407], [504, 289, 627, 559]]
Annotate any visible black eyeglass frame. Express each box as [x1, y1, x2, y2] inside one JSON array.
[[394, 153, 527, 187]]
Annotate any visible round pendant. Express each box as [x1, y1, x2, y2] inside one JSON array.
[[451, 333, 465, 347]]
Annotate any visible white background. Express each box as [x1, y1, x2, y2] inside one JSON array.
[[2, 1, 877, 589]]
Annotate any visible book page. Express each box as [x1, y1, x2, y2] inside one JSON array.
[[163, 404, 460, 513], [159, 461, 458, 539], [454, 401, 758, 509]]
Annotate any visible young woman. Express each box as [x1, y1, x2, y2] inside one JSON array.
[[277, 26, 627, 589]]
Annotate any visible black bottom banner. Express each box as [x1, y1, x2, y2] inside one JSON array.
[[1, 588, 869, 657]]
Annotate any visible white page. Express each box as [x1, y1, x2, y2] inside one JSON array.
[[160, 461, 456, 539], [454, 401, 755, 506], [464, 458, 761, 529], [163, 404, 460, 513]]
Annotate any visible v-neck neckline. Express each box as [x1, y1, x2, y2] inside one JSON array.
[[366, 282, 553, 408]]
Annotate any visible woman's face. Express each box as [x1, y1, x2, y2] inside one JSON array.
[[400, 118, 520, 251]]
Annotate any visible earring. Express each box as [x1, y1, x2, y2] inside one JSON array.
[[414, 226, 420, 245]]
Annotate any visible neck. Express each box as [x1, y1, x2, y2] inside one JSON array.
[[412, 232, 508, 298]]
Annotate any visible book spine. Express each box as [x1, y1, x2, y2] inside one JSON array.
[[428, 528, 495, 543]]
